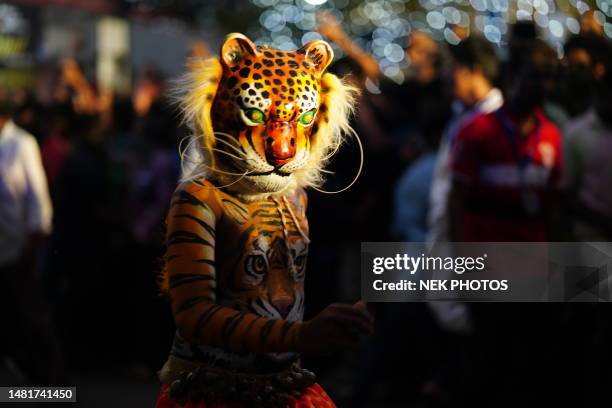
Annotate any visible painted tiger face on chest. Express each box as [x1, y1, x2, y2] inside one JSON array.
[[215, 191, 309, 321], [211, 34, 333, 195], [240, 234, 307, 321]]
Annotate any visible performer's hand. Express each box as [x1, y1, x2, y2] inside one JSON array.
[[297, 301, 374, 355]]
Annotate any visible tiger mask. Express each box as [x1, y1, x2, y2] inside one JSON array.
[[178, 33, 357, 199]]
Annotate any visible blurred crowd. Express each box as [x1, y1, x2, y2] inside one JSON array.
[[0, 57, 184, 386], [310, 11, 612, 408], [1, 9, 612, 408]]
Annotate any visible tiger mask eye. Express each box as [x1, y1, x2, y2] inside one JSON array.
[[298, 109, 316, 126], [241, 108, 266, 126]]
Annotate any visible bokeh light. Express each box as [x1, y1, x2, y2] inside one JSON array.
[[247, 0, 612, 83]]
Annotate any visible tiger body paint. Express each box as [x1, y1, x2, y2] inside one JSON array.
[[157, 33, 357, 408], [162, 181, 308, 371]]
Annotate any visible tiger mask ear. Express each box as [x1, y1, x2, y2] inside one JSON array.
[[220, 33, 260, 68], [300, 40, 334, 77]]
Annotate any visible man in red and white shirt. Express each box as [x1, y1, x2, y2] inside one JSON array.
[[449, 40, 563, 242]]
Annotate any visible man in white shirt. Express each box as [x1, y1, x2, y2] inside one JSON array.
[[562, 54, 612, 240], [426, 37, 503, 334], [0, 116, 53, 267], [0, 101, 63, 384], [427, 37, 503, 246]]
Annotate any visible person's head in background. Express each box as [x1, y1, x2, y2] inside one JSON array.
[[111, 96, 134, 135], [504, 39, 559, 118], [507, 20, 537, 68], [449, 35, 500, 107], [138, 99, 179, 149], [562, 34, 609, 117], [13, 94, 43, 138], [0, 90, 16, 130], [406, 31, 442, 84], [593, 42, 612, 127], [330, 57, 366, 88]]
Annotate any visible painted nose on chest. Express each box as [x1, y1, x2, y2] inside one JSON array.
[[271, 296, 294, 319], [265, 122, 296, 166]]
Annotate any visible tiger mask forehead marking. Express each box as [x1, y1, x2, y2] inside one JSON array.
[[179, 33, 357, 199]]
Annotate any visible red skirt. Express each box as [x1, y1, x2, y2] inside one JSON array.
[[155, 383, 336, 408]]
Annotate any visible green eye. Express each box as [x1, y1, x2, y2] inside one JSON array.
[[242, 108, 265, 126], [298, 109, 316, 126]]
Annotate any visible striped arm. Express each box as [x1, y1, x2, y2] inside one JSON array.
[[166, 181, 303, 353]]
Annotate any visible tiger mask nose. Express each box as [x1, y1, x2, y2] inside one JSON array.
[[265, 122, 296, 166]]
